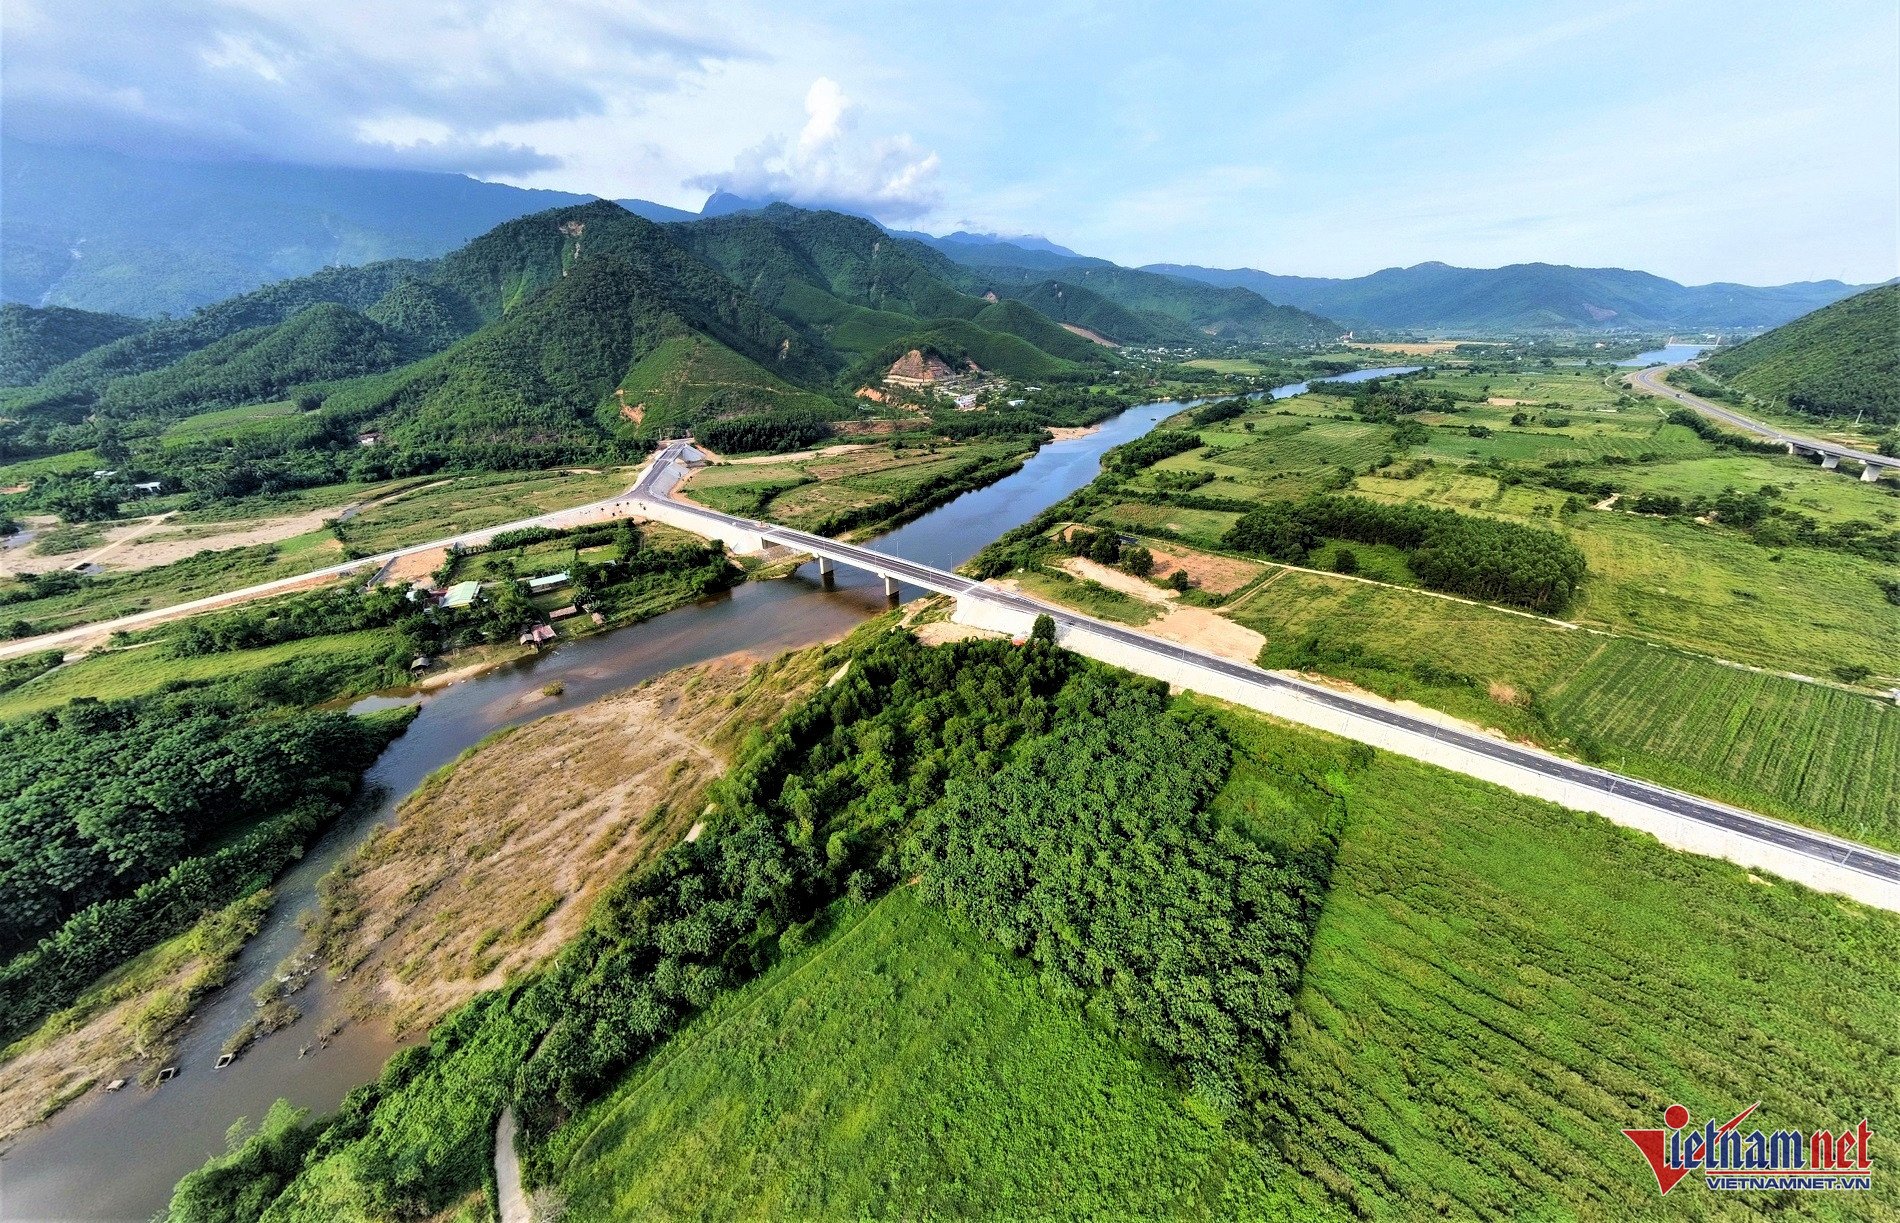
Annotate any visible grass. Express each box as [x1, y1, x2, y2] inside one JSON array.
[[333, 468, 634, 556], [1013, 566, 1159, 625], [0, 627, 399, 719], [1229, 707, 1900, 1220], [550, 889, 1292, 1221], [159, 399, 302, 446], [1230, 570, 1898, 848], [680, 442, 1027, 535]]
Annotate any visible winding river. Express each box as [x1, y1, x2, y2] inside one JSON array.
[[0, 368, 1413, 1221]]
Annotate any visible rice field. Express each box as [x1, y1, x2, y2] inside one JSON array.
[[1546, 639, 1899, 846]]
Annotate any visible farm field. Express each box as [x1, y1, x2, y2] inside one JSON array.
[[0, 625, 399, 720], [1226, 570, 1897, 847], [332, 467, 633, 555], [1229, 708, 1900, 1220], [551, 698, 1899, 1221], [550, 888, 1290, 1221], [682, 441, 1028, 534]]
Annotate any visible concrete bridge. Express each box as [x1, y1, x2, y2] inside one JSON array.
[[634, 442, 1900, 912], [1629, 364, 1898, 482]]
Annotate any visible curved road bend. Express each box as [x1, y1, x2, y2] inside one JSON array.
[[1627, 362, 1899, 472], [6, 442, 1896, 899], [635, 442, 1900, 896]]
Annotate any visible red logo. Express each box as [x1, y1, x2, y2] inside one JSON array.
[[1623, 1103, 1873, 1194]]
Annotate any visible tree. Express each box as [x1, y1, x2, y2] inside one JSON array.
[[1330, 547, 1360, 575], [1030, 614, 1056, 645], [1088, 531, 1122, 566], [1168, 569, 1191, 593], [1120, 545, 1154, 577]]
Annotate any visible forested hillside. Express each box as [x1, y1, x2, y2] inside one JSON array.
[[966, 260, 1338, 344], [1704, 283, 1899, 423], [0, 304, 148, 386], [1145, 259, 1876, 332]]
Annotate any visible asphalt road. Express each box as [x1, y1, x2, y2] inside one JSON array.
[[9, 442, 1895, 894], [637, 442, 1900, 892], [1628, 363, 1899, 470]]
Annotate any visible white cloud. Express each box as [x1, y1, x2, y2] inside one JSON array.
[[691, 77, 943, 220]]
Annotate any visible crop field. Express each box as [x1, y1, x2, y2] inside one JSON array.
[[1610, 455, 1900, 530], [1563, 513, 1896, 677], [1, 532, 347, 637], [0, 626, 398, 720], [1418, 419, 1712, 464], [1229, 570, 1893, 841], [1213, 419, 1395, 474], [1243, 709, 1900, 1220], [334, 468, 633, 555], [1092, 501, 1240, 548], [1545, 639, 1899, 846], [1011, 568, 1158, 625], [158, 399, 304, 447], [683, 442, 1024, 532], [551, 889, 1287, 1221], [0, 449, 100, 484]]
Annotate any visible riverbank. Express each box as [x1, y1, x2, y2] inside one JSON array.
[[299, 647, 832, 1039]]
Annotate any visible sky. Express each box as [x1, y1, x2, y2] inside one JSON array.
[[4, 0, 1896, 284]]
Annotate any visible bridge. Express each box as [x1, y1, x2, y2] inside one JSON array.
[[1629, 363, 1898, 481], [632, 442, 1900, 912]]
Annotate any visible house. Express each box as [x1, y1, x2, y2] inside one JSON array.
[[357, 431, 384, 447], [954, 394, 980, 410], [518, 624, 557, 647], [548, 604, 580, 620], [440, 580, 482, 609], [525, 571, 571, 594], [132, 481, 163, 495]]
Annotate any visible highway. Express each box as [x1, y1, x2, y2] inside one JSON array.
[[1627, 362, 1899, 473], [5, 440, 1895, 903], [633, 442, 1900, 899]]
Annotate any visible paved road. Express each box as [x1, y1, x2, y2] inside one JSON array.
[[8, 442, 1896, 897], [1628, 363, 1898, 471], [635, 442, 1900, 894], [0, 483, 646, 662]]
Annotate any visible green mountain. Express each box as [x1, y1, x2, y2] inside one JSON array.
[[669, 205, 1106, 375], [0, 304, 147, 387], [1703, 284, 1899, 423], [0, 200, 1114, 476], [93, 303, 416, 419], [973, 278, 1200, 346], [1143, 260, 1878, 333], [960, 260, 1339, 344]]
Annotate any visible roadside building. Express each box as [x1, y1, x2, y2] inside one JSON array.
[[440, 580, 482, 609], [525, 571, 571, 595]]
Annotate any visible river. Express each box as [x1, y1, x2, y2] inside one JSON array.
[[0, 368, 1414, 1221], [1618, 342, 1712, 367]]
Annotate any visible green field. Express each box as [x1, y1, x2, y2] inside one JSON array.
[[552, 889, 1289, 1221], [1234, 708, 1900, 1220], [1229, 571, 1898, 847], [334, 468, 633, 555], [548, 697, 1900, 1220], [0, 626, 399, 720], [682, 442, 1028, 535]]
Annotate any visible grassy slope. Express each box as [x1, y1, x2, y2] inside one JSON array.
[[551, 698, 1899, 1220], [1229, 570, 1898, 848], [1704, 284, 1899, 421], [1239, 707, 1899, 1220], [613, 334, 838, 438], [552, 888, 1293, 1221]]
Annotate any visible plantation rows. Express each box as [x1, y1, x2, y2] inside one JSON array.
[[1547, 640, 1899, 846]]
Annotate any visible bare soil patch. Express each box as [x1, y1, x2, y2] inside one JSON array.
[[1050, 558, 1267, 663], [1059, 323, 1119, 348], [308, 649, 826, 1036], [374, 546, 447, 588], [1140, 542, 1265, 597]]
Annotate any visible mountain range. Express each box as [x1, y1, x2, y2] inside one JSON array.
[[0, 139, 1877, 334], [1140, 260, 1874, 334], [2, 198, 1329, 483]]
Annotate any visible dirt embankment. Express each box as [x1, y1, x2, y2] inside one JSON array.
[[307, 649, 827, 1036], [1050, 556, 1267, 664]]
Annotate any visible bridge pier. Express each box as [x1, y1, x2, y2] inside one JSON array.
[[1862, 463, 1883, 483], [1821, 454, 1840, 470], [882, 574, 899, 601], [817, 556, 834, 584]]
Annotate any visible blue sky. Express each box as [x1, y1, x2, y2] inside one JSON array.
[[5, 0, 1895, 283]]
